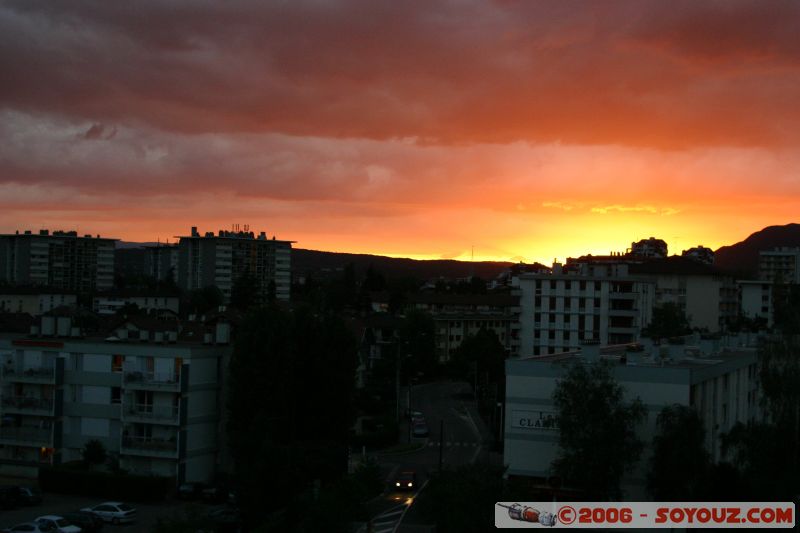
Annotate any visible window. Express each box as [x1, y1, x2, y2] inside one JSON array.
[[111, 387, 121, 404], [112, 355, 124, 372]]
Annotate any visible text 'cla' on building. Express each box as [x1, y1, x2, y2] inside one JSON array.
[[176, 226, 293, 302]]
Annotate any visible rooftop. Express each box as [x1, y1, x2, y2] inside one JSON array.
[[0, 229, 117, 240]]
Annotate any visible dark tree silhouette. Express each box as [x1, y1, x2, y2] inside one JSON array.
[[552, 361, 645, 500]]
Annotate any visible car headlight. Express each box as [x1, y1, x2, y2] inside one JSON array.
[[395, 482, 400, 487], [407, 482, 413, 487]]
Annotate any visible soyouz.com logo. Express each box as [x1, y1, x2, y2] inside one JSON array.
[[495, 502, 795, 528]]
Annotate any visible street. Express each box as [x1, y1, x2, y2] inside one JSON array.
[[364, 380, 490, 533]]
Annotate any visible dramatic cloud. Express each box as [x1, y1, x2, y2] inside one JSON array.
[[0, 1, 798, 261]]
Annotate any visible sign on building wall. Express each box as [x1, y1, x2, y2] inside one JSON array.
[[511, 409, 559, 430]]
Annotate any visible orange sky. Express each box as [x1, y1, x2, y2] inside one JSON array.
[[1, 1, 799, 265]]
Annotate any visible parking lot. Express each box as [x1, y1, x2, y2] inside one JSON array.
[[0, 490, 216, 532]]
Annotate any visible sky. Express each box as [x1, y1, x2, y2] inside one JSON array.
[[1, 0, 799, 265]]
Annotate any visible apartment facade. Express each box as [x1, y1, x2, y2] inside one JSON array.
[[629, 259, 738, 332], [0, 318, 231, 482], [504, 338, 761, 497], [738, 280, 773, 327], [177, 227, 292, 302], [0, 230, 115, 293], [406, 293, 521, 361], [516, 264, 655, 357], [758, 248, 800, 284]]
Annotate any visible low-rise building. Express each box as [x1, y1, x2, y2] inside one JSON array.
[[92, 290, 180, 316], [0, 315, 232, 482], [0, 288, 77, 316], [406, 293, 521, 361], [503, 337, 761, 498]]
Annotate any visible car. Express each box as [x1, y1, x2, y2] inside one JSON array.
[[35, 516, 81, 533], [59, 513, 103, 533], [80, 502, 137, 525], [177, 482, 206, 500], [16, 486, 42, 506], [392, 471, 418, 491], [1, 522, 56, 533], [411, 421, 429, 438]]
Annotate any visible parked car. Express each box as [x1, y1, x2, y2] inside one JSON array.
[[411, 421, 429, 438], [60, 513, 103, 533], [0, 486, 24, 509], [409, 411, 425, 424], [177, 482, 206, 500], [16, 486, 42, 506], [392, 471, 418, 491], [1, 522, 56, 533], [79, 502, 137, 525], [35, 516, 81, 533]]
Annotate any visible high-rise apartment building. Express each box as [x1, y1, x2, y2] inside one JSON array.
[[177, 227, 293, 302], [0, 230, 115, 293]]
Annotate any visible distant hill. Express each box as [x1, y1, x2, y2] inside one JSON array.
[[292, 248, 538, 280], [715, 223, 800, 274]]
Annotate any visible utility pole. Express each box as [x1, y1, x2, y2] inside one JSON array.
[[438, 419, 444, 473]]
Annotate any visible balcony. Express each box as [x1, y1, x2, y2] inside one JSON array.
[[122, 403, 180, 425], [0, 426, 53, 447], [121, 435, 179, 458], [1, 396, 54, 415], [2, 366, 55, 384], [123, 371, 180, 391]]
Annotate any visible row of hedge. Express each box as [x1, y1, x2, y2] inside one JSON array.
[[39, 465, 174, 502]]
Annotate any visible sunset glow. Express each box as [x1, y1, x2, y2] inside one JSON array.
[[1, 1, 799, 264]]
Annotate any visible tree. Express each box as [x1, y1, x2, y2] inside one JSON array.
[[720, 421, 795, 500], [643, 302, 691, 339], [552, 361, 646, 500], [82, 439, 107, 466], [647, 405, 710, 500], [398, 309, 437, 379], [230, 272, 262, 311], [226, 304, 358, 528], [186, 285, 224, 315]]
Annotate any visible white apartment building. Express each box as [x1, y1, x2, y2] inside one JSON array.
[[738, 280, 773, 327], [0, 230, 115, 293], [504, 337, 761, 498], [177, 227, 292, 302], [515, 263, 655, 357], [0, 317, 231, 482], [758, 247, 800, 284], [628, 258, 738, 332]]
